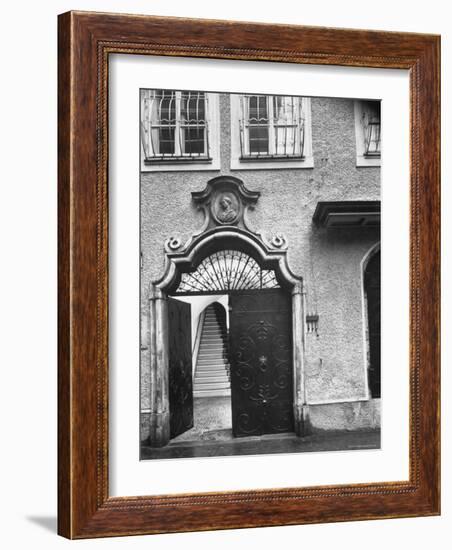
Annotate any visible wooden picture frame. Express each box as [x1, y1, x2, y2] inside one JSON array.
[[58, 11, 440, 538]]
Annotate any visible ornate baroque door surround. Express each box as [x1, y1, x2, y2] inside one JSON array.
[[145, 176, 309, 447]]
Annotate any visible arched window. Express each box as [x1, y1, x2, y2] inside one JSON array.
[[175, 249, 280, 294], [364, 250, 381, 398]]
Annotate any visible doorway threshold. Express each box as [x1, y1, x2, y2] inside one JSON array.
[[141, 428, 381, 460]]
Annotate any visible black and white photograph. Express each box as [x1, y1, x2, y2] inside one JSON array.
[[1, 0, 446, 546], [139, 88, 381, 460]]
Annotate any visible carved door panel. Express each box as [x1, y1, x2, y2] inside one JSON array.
[[229, 289, 294, 437], [168, 297, 194, 439], [365, 251, 381, 398]]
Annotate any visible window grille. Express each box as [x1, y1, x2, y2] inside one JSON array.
[[239, 95, 305, 159], [176, 250, 280, 294], [141, 90, 210, 161], [362, 101, 381, 157]]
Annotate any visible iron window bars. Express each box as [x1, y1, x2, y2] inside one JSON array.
[[141, 90, 211, 162], [176, 250, 280, 294], [362, 100, 381, 157], [239, 95, 305, 160]]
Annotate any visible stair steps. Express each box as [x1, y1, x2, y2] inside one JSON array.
[[193, 304, 231, 397]]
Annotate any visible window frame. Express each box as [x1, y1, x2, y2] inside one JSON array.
[[240, 95, 305, 159], [230, 94, 314, 170], [140, 90, 221, 172], [354, 99, 381, 167]]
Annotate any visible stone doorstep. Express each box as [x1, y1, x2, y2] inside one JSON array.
[[196, 365, 228, 369], [196, 367, 229, 372], [197, 361, 228, 366], [197, 358, 227, 363], [193, 391, 231, 398], [195, 375, 229, 380], [196, 370, 229, 375], [198, 345, 225, 350], [194, 379, 230, 385], [196, 364, 229, 370], [195, 387, 230, 392], [194, 386, 230, 391], [195, 379, 230, 384], [194, 368, 228, 373], [198, 345, 226, 350], [164, 428, 381, 447]]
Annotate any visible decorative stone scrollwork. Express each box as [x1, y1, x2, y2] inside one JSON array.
[[192, 175, 260, 233], [147, 175, 311, 445], [271, 233, 288, 249], [156, 176, 302, 298], [259, 232, 288, 250], [164, 236, 182, 252]]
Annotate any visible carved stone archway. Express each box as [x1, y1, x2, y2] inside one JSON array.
[[147, 176, 310, 447]]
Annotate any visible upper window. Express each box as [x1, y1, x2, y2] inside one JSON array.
[[240, 95, 304, 158], [230, 94, 313, 170], [140, 89, 220, 171], [354, 100, 381, 167]]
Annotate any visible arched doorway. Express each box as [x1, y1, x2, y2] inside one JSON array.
[[168, 248, 294, 440], [364, 249, 381, 398], [147, 176, 308, 447]]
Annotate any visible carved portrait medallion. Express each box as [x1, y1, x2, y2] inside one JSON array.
[[212, 191, 240, 225]]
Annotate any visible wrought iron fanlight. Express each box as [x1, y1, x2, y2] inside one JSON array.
[[176, 249, 280, 294]]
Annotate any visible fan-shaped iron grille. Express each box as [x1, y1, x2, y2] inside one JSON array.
[[176, 250, 280, 294]]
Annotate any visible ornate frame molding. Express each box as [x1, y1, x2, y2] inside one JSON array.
[[58, 11, 440, 538]]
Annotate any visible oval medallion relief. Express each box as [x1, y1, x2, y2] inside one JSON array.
[[212, 191, 240, 225]]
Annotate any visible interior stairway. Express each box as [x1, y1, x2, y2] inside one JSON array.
[[193, 303, 231, 397]]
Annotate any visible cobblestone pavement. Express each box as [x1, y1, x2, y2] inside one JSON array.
[[171, 396, 232, 442], [142, 395, 380, 459], [142, 425, 381, 460]]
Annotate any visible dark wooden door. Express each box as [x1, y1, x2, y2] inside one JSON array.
[[229, 289, 294, 437], [168, 297, 194, 439], [365, 251, 381, 398]]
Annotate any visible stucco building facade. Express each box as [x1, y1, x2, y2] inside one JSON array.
[[140, 90, 381, 448]]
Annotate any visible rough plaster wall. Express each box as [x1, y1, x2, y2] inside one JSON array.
[[140, 94, 380, 409], [309, 399, 381, 431], [305, 227, 379, 402]]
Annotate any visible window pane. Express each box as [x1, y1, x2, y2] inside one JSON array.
[[273, 96, 295, 124], [363, 101, 381, 155], [248, 96, 268, 122], [181, 92, 206, 122], [273, 96, 300, 156], [149, 90, 176, 156], [275, 126, 296, 155], [246, 96, 269, 155], [157, 127, 175, 154], [249, 126, 269, 154], [183, 127, 205, 154], [158, 90, 176, 122], [181, 92, 207, 155]]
